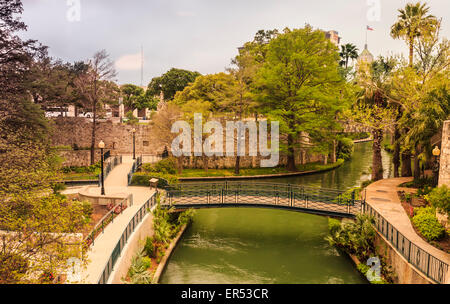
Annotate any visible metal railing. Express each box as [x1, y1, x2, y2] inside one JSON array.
[[165, 182, 363, 217], [97, 192, 157, 284], [98, 155, 123, 187], [364, 203, 448, 284], [84, 193, 132, 247], [127, 155, 142, 185]]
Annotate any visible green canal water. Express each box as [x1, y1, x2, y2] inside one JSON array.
[[160, 142, 393, 284]]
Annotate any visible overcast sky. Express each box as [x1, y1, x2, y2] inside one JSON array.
[[20, 0, 450, 85]]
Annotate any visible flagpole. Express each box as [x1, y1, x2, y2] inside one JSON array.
[[365, 27, 368, 48]]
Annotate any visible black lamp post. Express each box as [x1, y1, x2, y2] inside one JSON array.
[[99, 140, 106, 195], [132, 128, 136, 160], [432, 146, 441, 186]]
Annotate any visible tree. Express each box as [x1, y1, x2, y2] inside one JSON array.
[[73, 50, 118, 165], [253, 26, 346, 171], [354, 57, 397, 181], [339, 43, 359, 69], [0, 1, 89, 283], [147, 68, 201, 101], [120, 84, 158, 111], [390, 1, 438, 67]]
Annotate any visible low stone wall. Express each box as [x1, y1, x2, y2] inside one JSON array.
[[109, 212, 155, 284], [374, 231, 433, 284], [59, 150, 102, 167]]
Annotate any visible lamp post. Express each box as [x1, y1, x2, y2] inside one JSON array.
[[131, 128, 136, 160], [432, 146, 441, 187], [99, 140, 105, 195]]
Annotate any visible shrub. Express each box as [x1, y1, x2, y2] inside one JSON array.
[[412, 207, 445, 241], [425, 185, 450, 217], [130, 172, 177, 188], [127, 252, 152, 284], [328, 218, 341, 235], [143, 237, 156, 258], [141, 256, 152, 269], [143, 158, 177, 175], [337, 137, 354, 160]]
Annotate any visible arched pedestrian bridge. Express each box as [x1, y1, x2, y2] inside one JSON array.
[[163, 182, 365, 218]]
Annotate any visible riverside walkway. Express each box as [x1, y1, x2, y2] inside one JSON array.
[[76, 155, 155, 284], [365, 178, 450, 283]]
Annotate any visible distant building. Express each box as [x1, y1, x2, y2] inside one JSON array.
[[325, 30, 341, 46], [358, 44, 374, 65]]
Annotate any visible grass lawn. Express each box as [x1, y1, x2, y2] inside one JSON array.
[[178, 159, 344, 178], [61, 171, 100, 181]]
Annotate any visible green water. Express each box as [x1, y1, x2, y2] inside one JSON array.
[[160, 208, 367, 284], [160, 142, 392, 284]]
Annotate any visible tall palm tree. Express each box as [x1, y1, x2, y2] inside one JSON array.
[[390, 2, 437, 66], [339, 43, 359, 69]]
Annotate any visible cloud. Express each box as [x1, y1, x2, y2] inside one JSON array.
[[176, 11, 196, 17], [115, 53, 141, 71]]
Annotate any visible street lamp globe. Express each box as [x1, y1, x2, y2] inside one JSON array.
[[131, 128, 136, 133], [432, 146, 441, 157], [98, 140, 105, 149]]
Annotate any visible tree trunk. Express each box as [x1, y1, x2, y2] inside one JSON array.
[[234, 155, 240, 175], [203, 155, 208, 173], [409, 38, 414, 67], [393, 126, 401, 178], [413, 147, 421, 181], [287, 134, 296, 172], [177, 155, 184, 174], [90, 104, 96, 165], [401, 151, 413, 177], [330, 140, 337, 163], [372, 129, 384, 181]]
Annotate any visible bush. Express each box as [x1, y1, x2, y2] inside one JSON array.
[[141, 256, 152, 269], [143, 237, 156, 258], [412, 207, 446, 241], [130, 172, 177, 188], [328, 218, 341, 235], [143, 158, 177, 175], [425, 185, 450, 217], [337, 137, 354, 160]]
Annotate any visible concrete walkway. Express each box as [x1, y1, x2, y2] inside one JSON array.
[[365, 178, 450, 266], [78, 156, 155, 284]]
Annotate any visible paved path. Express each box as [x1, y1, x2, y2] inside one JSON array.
[[78, 156, 155, 283], [365, 178, 450, 266]]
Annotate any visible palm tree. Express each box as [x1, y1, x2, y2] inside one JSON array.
[[390, 2, 437, 66], [339, 43, 359, 69]]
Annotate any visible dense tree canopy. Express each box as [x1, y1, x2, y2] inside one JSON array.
[[147, 68, 201, 101]]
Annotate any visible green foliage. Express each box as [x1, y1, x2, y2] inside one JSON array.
[[356, 263, 370, 275], [130, 172, 177, 188], [127, 252, 152, 284], [253, 26, 347, 169], [144, 158, 177, 175], [325, 214, 376, 260], [177, 208, 195, 226], [337, 137, 354, 160], [0, 253, 29, 284], [147, 68, 201, 101], [425, 186, 450, 217], [125, 111, 139, 125], [328, 218, 341, 235], [61, 163, 100, 174], [412, 207, 446, 241], [143, 237, 156, 258]]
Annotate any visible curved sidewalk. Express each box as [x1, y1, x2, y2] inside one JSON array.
[[80, 156, 155, 283], [365, 178, 450, 268]]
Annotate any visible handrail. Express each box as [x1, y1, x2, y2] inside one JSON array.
[[127, 155, 142, 185], [84, 193, 132, 247], [97, 192, 157, 284], [364, 203, 448, 284], [98, 155, 123, 187]]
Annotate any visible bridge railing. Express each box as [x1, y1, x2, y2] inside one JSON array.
[[97, 192, 157, 284], [165, 182, 364, 217], [127, 155, 142, 185], [364, 203, 448, 284], [98, 155, 122, 187]]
